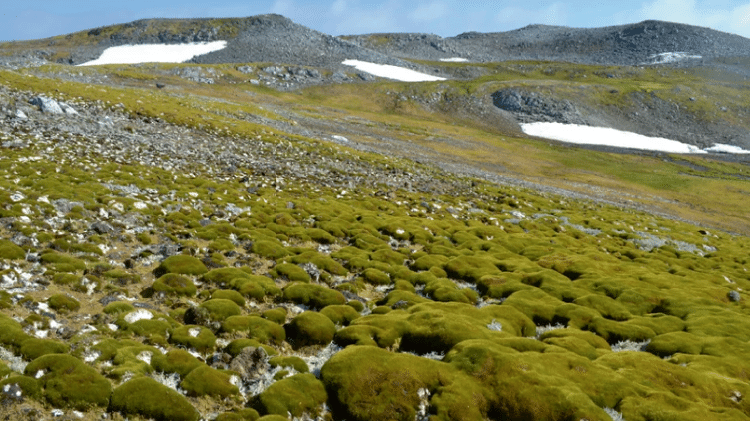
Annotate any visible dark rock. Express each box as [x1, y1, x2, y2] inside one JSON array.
[[728, 290, 741, 302], [229, 346, 269, 382], [91, 221, 115, 234], [1, 383, 24, 405]]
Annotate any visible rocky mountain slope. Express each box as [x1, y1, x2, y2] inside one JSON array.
[[0, 14, 750, 421]]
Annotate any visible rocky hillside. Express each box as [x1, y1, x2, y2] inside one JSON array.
[[345, 20, 750, 67], [0, 14, 750, 421]]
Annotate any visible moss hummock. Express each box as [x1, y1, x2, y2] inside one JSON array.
[[285, 311, 336, 349], [154, 254, 208, 276], [24, 354, 111, 410], [254, 373, 327, 417], [110, 376, 199, 421]]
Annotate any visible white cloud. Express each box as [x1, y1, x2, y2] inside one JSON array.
[[409, 1, 449, 22]]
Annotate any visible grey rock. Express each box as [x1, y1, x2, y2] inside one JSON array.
[[229, 346, 270, 382], [29, 96, 63, 114], [91, 221, 115, 234], [728, 290, 741, 302], [1, 383, 24, 405]]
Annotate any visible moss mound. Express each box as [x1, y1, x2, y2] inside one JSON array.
[[254, 373, 327, 417], [200, 298, 242, 321], [285, 311, 336, 349], [110, 376, 199, 421], [154, 254, 208, 276], [0, 240, 25, 260], [24, 354, 111, 410], [222, 315, 286, 344], [152, 273, 198, 296], [181, 365, 239, 397], [47, 294, 80, 313], [283, 282, 346, 309]]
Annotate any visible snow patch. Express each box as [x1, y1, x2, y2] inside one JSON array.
[[522, 122, 750, 154], [522, 122, 705, 154], [342, 59, 446, 82], [79, 41, 228, 66], [647, 52, 702, 64], [704, 143, 750, 154], [124, 309, 153, 324], [439, 57, 468, 62]]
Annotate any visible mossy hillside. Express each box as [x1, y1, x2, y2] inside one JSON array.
[[1, 65, 750, 420]]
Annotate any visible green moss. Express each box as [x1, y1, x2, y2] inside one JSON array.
[[154, 254, 208, 276], [19, 338, 69, 360], [645, 331, 704, 357], [347, 300, 365, 312], [274, 263, 312, 283], [52, 272, 82, 285], [110, 377, 199, 421], [24, 354, 111, 410], [361, 268, 391, 286], [269, 356, 309, 373], [47, 294, 80, 313], [0, 376, 42, 401], [151, 349, 204, 377], [251, 240, 290, 259], [262, 308, 288, 324], [212, 289, 246, 306], [222, 315, 286, 344], [285, 311, 337, 349], [103, 301, 135, 315], [200, 298, 242, 321], [254, 373, 327, 417], [320, 305, 361, 326], [209, 238, 236, 251], [216, 409, 260, 421], [169, 325, 217, 353], [40, 252, 86, 272], [127, 319, 173, 344], [283, 282, 347, 309], [181, 365, 239, 397], [224, 338, 278, 358], [0, 240, 25, 260], [153, 273, 198, 296]]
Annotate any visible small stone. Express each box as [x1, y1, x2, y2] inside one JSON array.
[[728, 290, 741, 302]]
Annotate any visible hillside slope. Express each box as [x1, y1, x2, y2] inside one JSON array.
[[0, 14, 750, 421]]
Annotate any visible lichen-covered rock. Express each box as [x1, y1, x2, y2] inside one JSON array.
[[230, 346, 270, 382], [110, 376, 199, 421], [24, 354, 111, 410], [285, 311, 336, 349]]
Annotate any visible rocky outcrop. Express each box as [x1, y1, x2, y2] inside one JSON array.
[[491, 88, 586, 124]]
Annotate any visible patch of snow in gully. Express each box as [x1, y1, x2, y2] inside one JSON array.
[[342, 59, 446, 82], [440, 57, 468, 62], [79, 41, 227, 66], [522, 122, 713, 154]]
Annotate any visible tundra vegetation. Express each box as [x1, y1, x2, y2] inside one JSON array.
[[1, 24, 750, 421]]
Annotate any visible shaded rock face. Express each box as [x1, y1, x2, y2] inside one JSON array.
[[491, 88, 586, 125]]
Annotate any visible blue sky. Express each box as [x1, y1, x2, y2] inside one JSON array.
[[2, 0, 749, 42]]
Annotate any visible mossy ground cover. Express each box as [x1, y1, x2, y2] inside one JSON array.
[[0, 58, 749, 421]]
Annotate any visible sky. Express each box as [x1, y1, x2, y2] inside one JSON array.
[[1, 0, 749, 42]]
